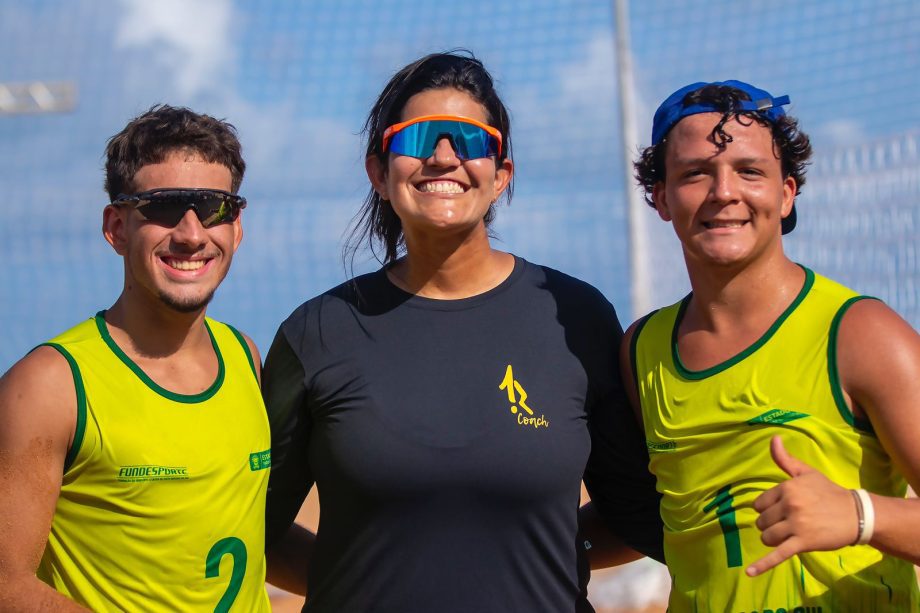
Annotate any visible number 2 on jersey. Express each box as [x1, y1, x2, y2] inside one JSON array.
[[704, 484, 742, 568], [206, 537, 247, 612]]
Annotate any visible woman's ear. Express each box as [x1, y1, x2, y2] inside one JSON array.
[[365, 155, 389, 201], [492, 158, 513, 201]]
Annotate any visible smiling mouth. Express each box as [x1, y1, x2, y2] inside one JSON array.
[[703, 220, 748, 229], [416, 181, 466, 194], [162, 257, 208, 271]]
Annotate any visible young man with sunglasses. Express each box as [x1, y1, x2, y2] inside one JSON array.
[[623, 81, 920, 610], [0, 105, 271, 611]]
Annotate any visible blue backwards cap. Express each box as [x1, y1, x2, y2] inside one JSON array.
[[650, 80, 796, 234], [651, 80, 790, 146]]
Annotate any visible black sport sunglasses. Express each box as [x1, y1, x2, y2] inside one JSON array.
[[110, 188, 247, 228]]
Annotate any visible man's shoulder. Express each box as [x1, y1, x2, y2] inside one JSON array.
[[786, 267, 866, 330], [0, 344, 78, 450], [18, 316, 104, 388], [202, 317, 261, 376], [805, 267, 861, 302], [202, 315, 253, 344], [45, 315, 104, 348], [626, 297, 687, 368], [0, 315, 112, 427], [631, 297, 684, 334], [833, 294, 908, 342], [4, 344, 75, 386]]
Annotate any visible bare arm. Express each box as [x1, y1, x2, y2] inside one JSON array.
[[748, 299, 920, 574], [0, 347, 89, 611]]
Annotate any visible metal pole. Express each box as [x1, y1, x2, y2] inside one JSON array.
[[613, 0, 651, 319]]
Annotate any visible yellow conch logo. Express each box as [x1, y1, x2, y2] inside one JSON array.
[[499, 365, 549, 429]]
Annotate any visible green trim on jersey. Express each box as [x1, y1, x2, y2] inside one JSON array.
[[226, 323, 258, 381], [94, 311, 225, 403], [38, 315, 271, 611], [672, 266, 815, 380], [633, 269, 919, 611], [629, 311, 657, 392], [828, 296, 877, 433], [40, 342, 87, 473]]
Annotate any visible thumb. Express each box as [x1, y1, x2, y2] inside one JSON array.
[[770, 435, 810, 478]]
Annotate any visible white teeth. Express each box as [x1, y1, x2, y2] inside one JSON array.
[[418, 181, 464, 194], [707, 221, 745, 228], [165, 258, 205, 271]]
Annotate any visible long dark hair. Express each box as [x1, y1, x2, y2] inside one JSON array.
[[344, 50, 514, 268]]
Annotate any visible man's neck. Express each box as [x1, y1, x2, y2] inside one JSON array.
[[673, 254, 806, 371], [104, 294, 210, 360], [683, 253, 805, 333]]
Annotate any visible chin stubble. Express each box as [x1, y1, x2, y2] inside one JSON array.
[[157, 290, 215, 314]]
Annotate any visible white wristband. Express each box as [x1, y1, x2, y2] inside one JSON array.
[[853, 488, 875, 545]]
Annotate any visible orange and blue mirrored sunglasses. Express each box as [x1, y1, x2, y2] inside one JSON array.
[[382, 114, 502, 160]]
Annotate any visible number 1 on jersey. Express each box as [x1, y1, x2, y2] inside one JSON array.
[[704, 484, 742, 568]]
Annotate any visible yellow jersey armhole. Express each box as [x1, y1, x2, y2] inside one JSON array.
[[37, 343, 87, 473], [827, 295, 878, 434], [223, 322, 259, 382], [629, 310, 658, 393]]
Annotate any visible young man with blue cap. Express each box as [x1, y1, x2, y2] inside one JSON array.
[[623, 80, 920, 610]]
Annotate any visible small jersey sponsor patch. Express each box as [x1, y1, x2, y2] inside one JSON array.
[[647, 440, 677, 453], [117, 465, 189, 482], [747, 409, 810, 426], [249, 449, 271, 471]]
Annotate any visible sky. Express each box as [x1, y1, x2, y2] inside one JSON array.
[[1, 0, 918, 372], [1, 2, 917, 607]]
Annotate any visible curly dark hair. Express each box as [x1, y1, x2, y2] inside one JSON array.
[[633, 84, 812, 208], [104, 104, 245, 201], [345, 49, 513, 267]]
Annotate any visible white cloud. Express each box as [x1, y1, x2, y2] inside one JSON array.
[[115, 0, 234, 98], [231, 98, 364, 195], [557, 32, 617, 110], [552, 30, 655, 139], [111, 1, 359, 192], [812, 119, 868, 148], [507, 31, 620, 140]]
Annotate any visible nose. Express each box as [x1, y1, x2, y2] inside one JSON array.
[[428, 136, 461, 167], [171, 208, 208, 249], [711, 168, 738, 205]]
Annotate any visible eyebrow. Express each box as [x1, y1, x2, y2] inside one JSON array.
[[671, 156, 773, 167]]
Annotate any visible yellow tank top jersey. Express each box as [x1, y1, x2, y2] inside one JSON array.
[[37, 313, 271, 613], [632, 268, 920, 613]]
